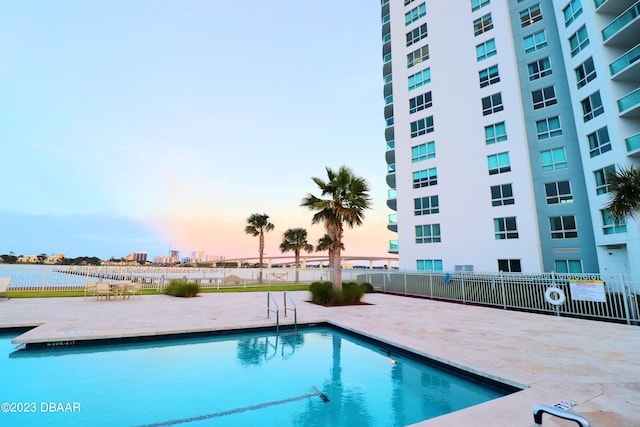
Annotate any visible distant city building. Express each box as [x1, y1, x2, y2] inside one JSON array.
[[169, 250, 180, 264]]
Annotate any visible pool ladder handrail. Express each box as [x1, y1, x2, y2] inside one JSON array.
[[533, 405, 590, 427], [267, 292, 280, 335], [283, 291, 298, 331]]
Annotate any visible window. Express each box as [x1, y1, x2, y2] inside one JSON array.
[[413, 168, 437, 188], [569, 25, 589, 57], [594, 165, 615, 195], [488, 152, 511, 175], [482, 92, 504, 115], [528, 57, 552, 81], [479, 65, 500, 88], [563, 0, 582, 27], [587, 127, 611, 157], [494, 217, 518, 239], [410, 116, 434, 137], [417, 259, 443, 271], [520, 4, 542, 27], [415, 224, 441, 243], [554, 260, 582, 273], [406, 23, 428, 47], [536, 116, 562, 140], [411, 141, 435, 162], [471, 0, 490, 12], [491, 184, 515, 206], [532, 86, 557, 109], [581, 91, 604, 122], [476, 39, 497, 61], [549, 215, 578, 239], [405, 3, 426, 26], [540, 147, 567, 171], [498, 259, 522, 272], [485, 122, 507, 144], [601, 209, 627, 235], [545, 181, 573, 204], [404, 0, 415, 5], [407, 45, 429, 68], [524, 30, 547, 54], [575, 57, 596, 88], [408, 68, 431, 91], [409, 91, 432, 114], [473, 13, 493, 36], [414, 195, 439, 215]]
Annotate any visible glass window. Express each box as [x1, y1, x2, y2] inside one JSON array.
[[410, 116, 434, 138], [569, 25, 589, 57], [528, 57, 552, 81], [581, 91, 604, 122], [536, 116, 562, 140], [549, 215, 578, 239], [409, 91, 432, 114], [415, 224, 441, 243], [407, 45, 429, 68], [479, 65, 500, 88], [554, 259, 583, 273], [594, 165, 615, 195], [523, 30, 547, 54], [417, 259, 443, 271], [575, 57, 596, 89], [494, 217, 518, 239], [471, 0, 490, 12], [488, 152, 511, 175], [411, 141, 435, 162], [563, 0, 582, 27], [587, 127, 611, 158], [482, 92, 504, 115], [406, 23, 428, 47], [532, 86, 557, 109], [601, 209, 627, 235], [473, 13, 493, 36], [485, 122, 507, 144], [490, 184, 515, 206], [476, 39, 497, 61], [404, 0, 415, 5], [520, 4, 542, 27], [405, 3, 427, 26], [413, 167, 438, 188], [540, 147, 567, 171], [414, 195, 439, 215], [498, 259, 522, 272], [408, 68, 431, 91], [545, 181, 573, 204]]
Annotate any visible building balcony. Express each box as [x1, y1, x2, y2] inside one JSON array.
[[626, 132, 640, 157], [386, 172, 396, 189], [610, 43, 640, 80], [617, 87, 640, 116], [387, 189, 397, 211], [602, 1, 640, 47], [385, 149, 395, 165], [387, 163, 396, 173], [596, 0, 636, 14], [388, 240, 398, 254], [387, 214, 398, 232]]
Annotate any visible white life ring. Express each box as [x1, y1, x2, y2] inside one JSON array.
[[545, 287, 566, 306]]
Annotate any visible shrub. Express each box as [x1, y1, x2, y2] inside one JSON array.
[[309, 281, 366, 305], [163, 279, 200, 297], [341, 282, 366, 304], [309, 281, 334, 304], [361, 282, 374, 293]]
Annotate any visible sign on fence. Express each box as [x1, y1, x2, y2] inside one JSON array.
[[569, 280, 606, 303]]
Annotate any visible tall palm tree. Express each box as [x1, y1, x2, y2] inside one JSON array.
[[607, 165, 640, 221], [301, 166, 371, 290], [244, 213, 275, 284], [280, 228, 314, 283]]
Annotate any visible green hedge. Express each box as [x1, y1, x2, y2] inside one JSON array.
[[163, 279, 200, 297], [309, 281, 368, 305]]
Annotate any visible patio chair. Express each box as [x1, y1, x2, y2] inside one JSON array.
[[0, 277, 11, 300], [122, 281, 143, 299], [95, 282, 113, 300], [84, 280, 98, 299]]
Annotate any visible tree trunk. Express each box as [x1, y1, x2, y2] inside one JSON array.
[[331, 225, 343, 291], [294, 249, 300, 283], [258, 232, 264, 284]]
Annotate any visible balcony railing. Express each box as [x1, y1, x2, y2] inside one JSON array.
[[626, 132, 640, 153], [617, 87, 640, 115], [609, 43, 640, 77], [602, 1, 640, 44]]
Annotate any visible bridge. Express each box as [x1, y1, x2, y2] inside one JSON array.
[[197, 255, 398, 269]]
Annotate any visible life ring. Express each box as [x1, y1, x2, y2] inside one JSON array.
[[545, 287, 566, 306]]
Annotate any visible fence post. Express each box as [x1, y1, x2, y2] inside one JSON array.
[[500, 271, 507, 309], [620, 274, 638, 325], [429, 271, 433, 299], [403, 272, 407, 295], [461, 272, 466, 304]]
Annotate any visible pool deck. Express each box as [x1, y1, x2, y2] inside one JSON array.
[[1, 291, 638, 426]]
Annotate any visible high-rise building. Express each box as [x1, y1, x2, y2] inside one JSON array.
[[382, 0, 639, 274]]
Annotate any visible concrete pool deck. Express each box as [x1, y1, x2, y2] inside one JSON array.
[[0, 291, 638, 426]]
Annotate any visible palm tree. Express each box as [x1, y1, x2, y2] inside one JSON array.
[[301, 166, 371, 291], [244, 213, 275, 284], [607, 165, 640, 221], [316, 234, 344, 269], [280, 228, 314, 283]]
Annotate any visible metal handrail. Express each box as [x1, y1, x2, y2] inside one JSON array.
[[267, 292, 279, 335], [283, 291, 298, 331], [533, 405, 590, 427]]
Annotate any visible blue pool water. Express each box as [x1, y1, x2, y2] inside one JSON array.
[[0, 327, 514, 426]]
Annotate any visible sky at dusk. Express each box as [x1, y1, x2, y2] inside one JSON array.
[[0, 1, 394, 260]]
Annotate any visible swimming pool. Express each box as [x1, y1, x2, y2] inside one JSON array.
[[0, 326, 516, 426]]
